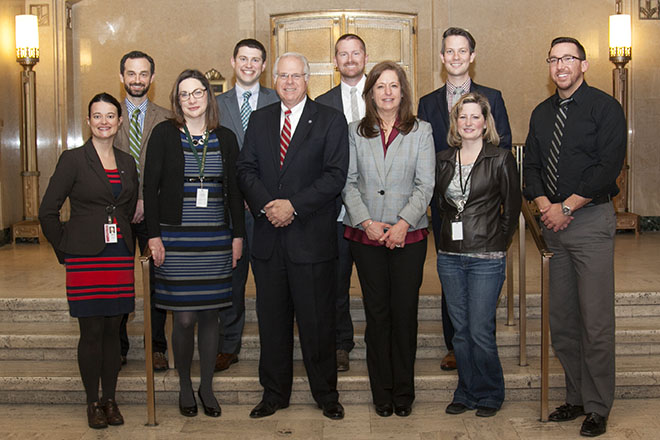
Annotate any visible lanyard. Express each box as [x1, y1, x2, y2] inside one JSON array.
[[183, 125, 209, 179], [454, 149, 475, 216]]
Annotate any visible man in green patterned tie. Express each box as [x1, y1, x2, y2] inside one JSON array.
[[114, 50, 171, 371]]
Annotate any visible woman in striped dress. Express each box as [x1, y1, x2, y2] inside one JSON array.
[[143, 70, 245, 418], [39, 93, 138, 429]]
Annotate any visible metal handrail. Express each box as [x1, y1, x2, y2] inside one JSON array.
[[139, 249, 157, 426], [511, 144, 554, 422]]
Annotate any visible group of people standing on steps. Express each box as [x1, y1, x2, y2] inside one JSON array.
[[39, 24, 625, 439]]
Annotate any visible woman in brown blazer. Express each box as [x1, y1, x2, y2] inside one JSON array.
[[39, 93, 138, 430]]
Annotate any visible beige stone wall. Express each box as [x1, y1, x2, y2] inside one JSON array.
[[1, 0, 657, 219]]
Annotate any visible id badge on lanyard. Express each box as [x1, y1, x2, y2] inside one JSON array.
[[452, 199, 464, 241], [104, 205, 118, 243]]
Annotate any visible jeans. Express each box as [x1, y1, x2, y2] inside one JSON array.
[[436, 253, 506, 409]]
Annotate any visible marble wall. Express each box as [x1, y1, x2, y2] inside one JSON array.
[[1, 0, 658, 230]]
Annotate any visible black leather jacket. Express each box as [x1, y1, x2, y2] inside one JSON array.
[[434, 143, 521, 253]]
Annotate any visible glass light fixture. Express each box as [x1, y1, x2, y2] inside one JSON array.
[[15, 14, 40, 65], [609, 12, 631, 64]]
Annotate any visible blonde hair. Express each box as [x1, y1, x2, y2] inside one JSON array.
[[447, 92, 499, 147]]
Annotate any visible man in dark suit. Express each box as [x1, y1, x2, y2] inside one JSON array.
[[417, 27, 512, 372], [237, 52, 349, 420], [114, 50, 171, 371], [315, 33, 368, 372], [215, 39, 279, 373]]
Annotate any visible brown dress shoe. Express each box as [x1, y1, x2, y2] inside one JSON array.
[[103, 398, 124, 425], [215, 353, 238, 372], [441, 350, 457, 371], [153, 352, 168, 371], [336, 349, 350, 372], [87, 401, 108, 429]]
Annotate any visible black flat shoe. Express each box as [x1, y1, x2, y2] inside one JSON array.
[[319, 401, 344, 420], [476, 406, 498, 417], [548, 403, 585, 422], [580, 413, 607, 437], [179, 394, 198, 417], [445, 402, 470, 415], [250, 400, 288, 418], [198, 389, 221, 417], [394, 404, 412, 417], [375, 403, 393, 417]]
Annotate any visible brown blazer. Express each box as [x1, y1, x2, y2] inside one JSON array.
[[115, 100, 171, 199], [39, 140, 138, 263]]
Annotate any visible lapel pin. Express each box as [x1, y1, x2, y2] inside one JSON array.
[[308, 119, 312, 124]]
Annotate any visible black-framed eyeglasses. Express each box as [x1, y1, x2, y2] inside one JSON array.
[[546, 55, 584, 65], [179, 88, 207, 101]]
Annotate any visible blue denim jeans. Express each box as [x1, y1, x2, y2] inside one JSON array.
[[436, 253, 506, 409]]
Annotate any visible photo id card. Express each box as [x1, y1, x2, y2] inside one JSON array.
[[451, 221, 463, 241], [196, 188, 209, 208], [104, 223, 118, 243]]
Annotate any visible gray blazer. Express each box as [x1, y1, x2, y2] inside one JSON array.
[[342, 119, 435, 231], [217, 86, 280, 149], [115, 100, 171, 199]]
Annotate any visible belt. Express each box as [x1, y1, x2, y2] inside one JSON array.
[[184, 177, 221, 183], [584, 193, 612, 208]]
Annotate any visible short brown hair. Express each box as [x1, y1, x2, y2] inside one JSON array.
[[335, 33, 366, 54], [169, 69, 220, 130], [358, 61, 417, 138], [447, 92, 499, 147]]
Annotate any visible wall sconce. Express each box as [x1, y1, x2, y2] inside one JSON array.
[[609, 2, 639, 235], [12, 15, 42, 242]]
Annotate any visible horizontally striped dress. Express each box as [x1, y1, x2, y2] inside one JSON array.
[[152, 132, 233, 311], [64, 169, 135, 318]]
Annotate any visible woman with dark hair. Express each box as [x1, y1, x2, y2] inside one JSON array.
[[342, 61, 435, 418], [39, 92, 138, 429], [143, 69, 245, 418], [435, 92, 521, 417]]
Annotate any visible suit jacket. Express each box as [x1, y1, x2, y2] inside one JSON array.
[[342, 120, 435, 231], [142, 120, 245, 240], [115, 100, 171, 199], [315, 85, 342, 113], [39, 140, 138, 263], [417, 82, 512, 249], [216, 86, 279, 150], [237, 98, 349, 264]]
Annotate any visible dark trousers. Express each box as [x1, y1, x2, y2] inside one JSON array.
[[543, 202, 616, 417], [252, 242, 338, 406], [350, 239, 427, 406], [336, 222, 355, 352], [218, 209, 254, 355], [119, 220, 168, 356]]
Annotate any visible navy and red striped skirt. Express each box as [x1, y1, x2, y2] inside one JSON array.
[[65, 238, 135, 318]]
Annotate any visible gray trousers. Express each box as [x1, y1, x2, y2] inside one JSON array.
[[542, 202, 616, 417]]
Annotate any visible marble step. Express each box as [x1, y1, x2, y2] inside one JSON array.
[[1, 354, 659, 405], [2, 290, 660, 323], [3, 317, 659, 362]]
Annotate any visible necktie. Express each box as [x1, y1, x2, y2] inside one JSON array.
[[350, 87, 360, 123], [545, 97, 574, 196], [128, 108, 142, 173], [450, 87, 464, 110], [240, 90, 252, 132], [280, 109, 292, 168]]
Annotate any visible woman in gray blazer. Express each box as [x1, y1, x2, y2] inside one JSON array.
[[342, 61, 435, 418]]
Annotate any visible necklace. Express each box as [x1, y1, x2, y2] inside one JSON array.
[[190, 131, 208, 147]]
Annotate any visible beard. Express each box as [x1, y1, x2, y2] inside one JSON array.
[[124, 82, 150, 98]]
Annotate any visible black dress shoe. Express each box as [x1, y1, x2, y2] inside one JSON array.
[[179, 394, 198, 417], [250, 400, 288, 418], [198, 389, 221, 417], [320, 401, 344, 420], [580, 413, 607, 437], [375, 403, 393, 417], [394, 404, 412, 417], [548, 403, 585, 422], [445, 402, 470, 415], [87, 401, 108, 429], [476, 406, 498, 417]]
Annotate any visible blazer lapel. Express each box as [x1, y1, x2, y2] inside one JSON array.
[[141, 102, 159, 148], [367, 133, 387, 186], [84, 141, 115, 199], [436, 86, 450, 133], [383, 132, 404, 177], [224, 88, 244, 138], [280, 99, 316, 174], [268, 104, 283, 172]]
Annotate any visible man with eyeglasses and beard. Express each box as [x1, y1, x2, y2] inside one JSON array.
[[115, 50, 171, 372]]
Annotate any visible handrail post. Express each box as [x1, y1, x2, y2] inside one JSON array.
[[506, 250, 514, 326], [140, 253, 157, 426], [540, 252, 551, 422], [518, 212, 527, 367]]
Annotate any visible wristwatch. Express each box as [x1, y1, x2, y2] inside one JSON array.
[[561, 201, 573, 216]]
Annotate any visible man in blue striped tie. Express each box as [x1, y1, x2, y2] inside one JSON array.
[[215, 39, 279, 373], [115, 50, 171, 371]]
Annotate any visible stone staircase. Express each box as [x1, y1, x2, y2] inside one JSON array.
[[2, 291, 660, 405]]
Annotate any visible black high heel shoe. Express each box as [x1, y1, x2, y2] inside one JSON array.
[[179, 393, 198, 417], [198, 388, 221, 417]]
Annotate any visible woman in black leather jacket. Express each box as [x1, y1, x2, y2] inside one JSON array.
[[435, 92, 521, 418]]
